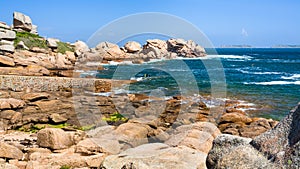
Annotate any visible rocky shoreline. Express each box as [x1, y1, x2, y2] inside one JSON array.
[[0, 12, 299, 169]]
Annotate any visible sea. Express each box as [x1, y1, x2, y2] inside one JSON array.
[[84, 48, 300, 120]]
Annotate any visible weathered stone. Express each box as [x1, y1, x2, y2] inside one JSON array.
[[21, 92, 49, 102], [73, 40, 89, 54], [219, 112, 252, 124], [0, 45, 15, 53], [30, 47, 49, 54], [37, 128, 74, 150], [251, 103, 300, 168], [115, 122, 150, 147], [0, 163, 19, 169], [0, 22, 10, 29], [47, 38, 59, 48], [0, 142, 24, 160], [124, 41, 141, 53], [96, 42, 123, 58], [76, 138, 120, 155], [50, 113, 68, 123], [165, 122, 221, 153], [206, 134, 253, 168], [13, 12, 32, 31], [65, 51, 76, 62], [0, 40, 14, 46], [0, 98, 25, 110], [0, 28, 16, 40], [30, 24, 38, 35], [101, 143, 207, 169], [218, 145, 276, 169], [25, 65, 50, 76]]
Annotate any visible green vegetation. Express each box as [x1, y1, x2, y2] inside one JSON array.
[[17, 123, 70, 133], [14, 31, 75, 54], [77, 124, 96, 131], [102, 112, 128, 125], [288, 159, 293, 165], [14, 31, 48, 49], [60, 165, 71, 169], [57, 41, 74, 54]]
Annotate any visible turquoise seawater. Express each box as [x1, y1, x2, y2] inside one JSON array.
[[93, 48, 300, 120]]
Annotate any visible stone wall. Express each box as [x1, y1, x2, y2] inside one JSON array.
[[0, 75, 112, 93]]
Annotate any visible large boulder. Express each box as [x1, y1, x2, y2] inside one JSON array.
[[115, 122, 150, 147], [74, 40, 89, 53], [96, 42, 124, 60], [0, 142, 24, 160], [101, 143, 207, 169], [13, 12, 33, 31], [124, 41, 141, 53], [37, 128, 74, 150], [251, 103, 300, 168], [76, 138, 120, 155], [167, 39, 206, 57], [47, 38, 59, 48], [206, 134, 276, 169], [165, 122, 221, 153]]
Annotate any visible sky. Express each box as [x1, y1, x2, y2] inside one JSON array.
[[0, 0, 300, 47]]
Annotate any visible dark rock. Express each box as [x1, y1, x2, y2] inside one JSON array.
[[251, 103, 300, 168]]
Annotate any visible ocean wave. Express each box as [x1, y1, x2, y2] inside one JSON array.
[[201, 55, 253, 60], [244, 81, 300, 85], [239, 70, 282, 75], [130, 77, 144, 81], [281, 74, 300, 80]]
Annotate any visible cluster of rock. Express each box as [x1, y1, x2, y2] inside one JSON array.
[[0, 12, 78, 77], [207, 103, 300, 169], [0, 121, 220, 168], [77, 38, 206, 65], [0, 22, 16, 54]]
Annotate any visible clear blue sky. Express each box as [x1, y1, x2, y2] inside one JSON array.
[[1, 0, 299, 47]]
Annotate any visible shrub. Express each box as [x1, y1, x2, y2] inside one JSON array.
[[14, 31, 48, 49], [102, 112, 128, 125], [57, 41, 74, 54]]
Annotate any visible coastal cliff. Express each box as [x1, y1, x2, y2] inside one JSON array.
[[0, 12, 298, 169]]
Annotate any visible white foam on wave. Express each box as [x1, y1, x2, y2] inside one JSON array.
[[281, 74, 300, 80], [130, 77, 144, 81], [201, 55, 253, 60], [239, 70, 283, 75], [245, 81, 300, 85]]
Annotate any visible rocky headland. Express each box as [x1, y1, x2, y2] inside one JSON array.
[[0, 12, 298, 169]]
